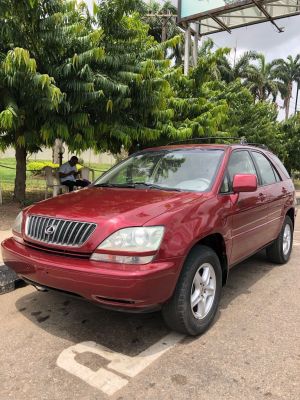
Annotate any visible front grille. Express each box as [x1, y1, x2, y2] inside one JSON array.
[[25, 215, 96, 247]]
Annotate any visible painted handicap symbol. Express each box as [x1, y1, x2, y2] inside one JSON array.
[[57, 332, 183, 396]]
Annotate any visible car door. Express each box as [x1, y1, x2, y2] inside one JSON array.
[[226, 150, 269, 265], [251, 151, 286, 242]]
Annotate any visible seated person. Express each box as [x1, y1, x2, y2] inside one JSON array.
[[59, 156, 89, 192]]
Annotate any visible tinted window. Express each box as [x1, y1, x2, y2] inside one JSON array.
[[252, 152, 278, 185], [270, 154, 290, 179], [273, 168, 281, 182], [227, 151, 257, 184]]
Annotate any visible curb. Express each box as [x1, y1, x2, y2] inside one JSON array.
[[0, 265, 19, 294]]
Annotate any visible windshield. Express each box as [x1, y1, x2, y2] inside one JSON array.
[[94, 149, 224, 192]]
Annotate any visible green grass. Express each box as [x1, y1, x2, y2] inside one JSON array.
[[0, 158, 16, 185]]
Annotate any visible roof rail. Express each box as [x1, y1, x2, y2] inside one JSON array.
[[167, 137, 268, 149], [167, 137, 243, 145], [245, 143, 269, 150]]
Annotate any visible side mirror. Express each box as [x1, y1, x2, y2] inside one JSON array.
[[233, 174, 257, 193]]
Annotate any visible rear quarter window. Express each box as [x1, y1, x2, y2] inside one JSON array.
[[251, 151, 279, 186], [268, 153, 290, 180]]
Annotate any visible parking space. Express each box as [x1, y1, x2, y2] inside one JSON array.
[[1, 223, 300, 400]]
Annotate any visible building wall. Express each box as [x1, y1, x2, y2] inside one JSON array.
[[0, 146, 116, 166]]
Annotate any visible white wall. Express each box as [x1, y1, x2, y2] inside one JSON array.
[[0, 146, 116, 166]]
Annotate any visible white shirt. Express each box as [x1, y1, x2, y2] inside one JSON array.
[[59, 162, 77, 183]]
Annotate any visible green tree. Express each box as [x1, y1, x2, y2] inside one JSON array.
[[90, 0, 183, 152], [217, 51, 258, 83], [158, 43, 230, 144], [218, 80, 283, 154], [280, 114, 300, 173], [143, 0, 179, 43], [0, 0, 105, 201], [244, 53, 278, 102], [272, 55, 300, 120], [0, 0, 182, 203], [0, 48, 63, 201], [142, 0, 183, 67]]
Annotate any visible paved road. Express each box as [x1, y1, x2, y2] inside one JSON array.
[[0, 223, 300, 400]]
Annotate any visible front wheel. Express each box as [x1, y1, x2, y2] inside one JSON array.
[[266, 215, 293, 264], [162, 245, 222, 336]]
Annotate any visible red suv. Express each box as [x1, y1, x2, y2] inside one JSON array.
[[1, 144, 296, 335]]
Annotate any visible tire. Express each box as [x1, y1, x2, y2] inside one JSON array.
[[266, 216, 293, 264], [162, 245, 222, 336]]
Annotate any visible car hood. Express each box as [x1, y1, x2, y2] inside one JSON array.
[[27, 187, 201, 225]]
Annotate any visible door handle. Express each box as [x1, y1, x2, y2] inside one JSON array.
[[258, 193, 266, 201], [282, 187, 288, 194]]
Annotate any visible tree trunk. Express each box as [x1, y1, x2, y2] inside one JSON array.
[[53, 138, 64, 165], [285, 81, 293, 120], [14, 143, 27, 203], [285, 98, 290, 121]]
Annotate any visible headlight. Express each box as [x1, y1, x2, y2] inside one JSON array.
[[98, 226, 165, 252], [13, 211, 23, 234], [90, 226, 165, 264]]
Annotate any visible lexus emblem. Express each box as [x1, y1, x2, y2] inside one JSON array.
[[45, 224, 57, 236]]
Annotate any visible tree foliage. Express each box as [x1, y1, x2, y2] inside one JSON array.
[[1, 0, 300, 202], [272, 55, 300, 120], [280, 114, 300, 173], [217, 51, 258, 83], [218, 80, 284, 154]]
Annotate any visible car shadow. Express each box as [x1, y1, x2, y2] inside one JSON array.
[[220, 249, 275, 310], [15, 249, 282, 353]]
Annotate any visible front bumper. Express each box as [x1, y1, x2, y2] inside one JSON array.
[[1, 238, 182, 310]]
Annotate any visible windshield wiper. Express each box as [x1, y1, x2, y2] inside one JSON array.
[[132, 182, 182, 192], [94, 183, 135, 188], [94, 182, 181, 192]]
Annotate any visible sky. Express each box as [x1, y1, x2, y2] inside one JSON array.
[[210, 15, 300, 117], [211, 16, 300, 62], [85, 0, 300, 115]]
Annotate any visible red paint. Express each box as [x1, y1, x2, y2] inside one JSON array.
[[233, 174, 257, 193], [1, 144, 296, 311]]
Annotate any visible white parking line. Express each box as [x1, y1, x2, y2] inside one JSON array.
[[57, 332, 183, 396]]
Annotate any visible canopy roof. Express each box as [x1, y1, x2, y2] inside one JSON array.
[[178, 0, 300, 35]]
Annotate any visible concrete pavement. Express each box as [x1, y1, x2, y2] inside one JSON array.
[[0, 222, 299, 400], [0, 230, 11, 263]]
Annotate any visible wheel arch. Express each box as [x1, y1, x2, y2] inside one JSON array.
[[191, 233, 229, 287], [286, 207, 295, 230]]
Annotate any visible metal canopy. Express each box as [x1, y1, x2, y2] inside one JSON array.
[[178, 0, 300, 35]]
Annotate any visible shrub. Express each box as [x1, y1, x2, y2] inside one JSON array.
[[27, 160, 83, 175], [27, 161, 59, 175]]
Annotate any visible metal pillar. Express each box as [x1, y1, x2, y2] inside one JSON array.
[[184, 24, 191, 76], [193, 23, 200, 67]]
